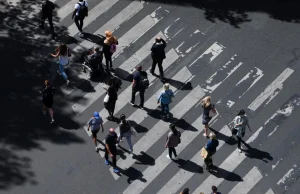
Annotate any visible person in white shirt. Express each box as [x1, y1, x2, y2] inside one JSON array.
[[71, 0, 88, 34]]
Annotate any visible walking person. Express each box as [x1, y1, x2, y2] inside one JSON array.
[[103, 78, 118, 121], [41, 80, 55, 124], [51, 43, 71, 85], [200, 96, 216, 138], [157, 83, 174, 119], [180, 188, 189, 194], [117, 114, 134, 157], [104, 128, 119, 173], [204, 132, 219, 171], [150, 36, 167, 82], [233, 109, 251, 153], [130, 65, 148, 109], [165, 124, 181, 160], [87, 112, 104, 152], [103, 31, 118, 70], [71, 0, 88, 35], [212, 185, 221, 194], [39, 0, 55, 37]]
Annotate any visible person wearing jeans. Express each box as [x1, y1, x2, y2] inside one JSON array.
[[165, 124, 181, 160], [51, 43, 70, 85], [157, 83, 174, 118], [117, 114, 133, 156], [233, 109, 251, 153]]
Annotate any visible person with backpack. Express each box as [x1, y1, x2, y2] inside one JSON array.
[[117, 114, 134, 157], [233, 109, 251, 153], [130, 65, 148, 109], [165, 124, 181, 160], [204, 132, 219, 171], [87, 112, 104, 152], [150, 36, 167, 82], [157, 83, 174, 119], [41, 80, 55, 124], [39, 0, 55, 37], [71, 0, 88, 35], [103, 31, 118, 70]]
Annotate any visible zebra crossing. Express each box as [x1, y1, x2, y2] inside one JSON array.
[[44, 0, 300, 193]]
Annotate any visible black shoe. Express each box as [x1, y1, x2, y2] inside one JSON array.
[[150, 71, 154, 75], [138, 105, 144, 109]]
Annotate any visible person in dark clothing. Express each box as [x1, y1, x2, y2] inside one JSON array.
[[150, 36, 167, 82], [103, 31, 118, 70], [104, 128, 119, 173], [130, 65, 147, 109], [71, 0, 88, 35], [41, 80, 55, 123], [180, 188, 189, 194], [165, 124, 181, 160], [39, 0, 55, 36], [204, 132, 219, 171], [200, 96, 216, 138], [104, 78, 118, 120], [212, 185, 221, 194]]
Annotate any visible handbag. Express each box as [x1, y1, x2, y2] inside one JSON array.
[[200, 147, 208, 159], [103, 93, 109, 103], [209, 107, 217, 117]]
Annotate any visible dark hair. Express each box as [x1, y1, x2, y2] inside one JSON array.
[[155, 38, 162, 43], [212, 186, 217, 192], [119, 114, 126, 121], [169, 124, 177, 135], [107, 77, 114, 86], [56, 43, 67, 56], [182, 188, 189, 194], [237, 109, 245, 116], [136, 65, 142, 71]]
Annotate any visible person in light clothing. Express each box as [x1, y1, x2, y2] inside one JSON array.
[[117, 114, 134, 157], [87, 112, 104, 152], [157, 83, 174, 119], [233, 109, 251, 153]]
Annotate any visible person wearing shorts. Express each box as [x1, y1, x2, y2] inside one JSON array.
[[87, 112, 104, 152]]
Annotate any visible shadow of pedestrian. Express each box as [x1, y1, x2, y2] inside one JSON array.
[[210, 166, 243, 182], [166, 78, 192, 91], [133, 151, 155, 166], [242, 143, 273, 163], [174, 159, 203, 173], [129, 120, 148, 134], [80, 33, 105, 46], [113, 68, 133, 82], [175, 118, 197, 131], [119, 167, 147, 184]]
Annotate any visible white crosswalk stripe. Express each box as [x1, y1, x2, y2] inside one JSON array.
[[41, 0, 297, 193]]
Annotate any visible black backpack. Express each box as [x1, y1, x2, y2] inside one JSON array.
[[77, 2, 88, 17], [119, 121, 130, 134], [139, 73, 149, 89]]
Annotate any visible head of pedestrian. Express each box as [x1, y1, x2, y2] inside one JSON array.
[[209, 132, 216, 140], [109, 128, 115, 134], [136, 65, 142, 72], [105, 30, 112, 38], [155, 36, 162, 43], [79, 0, 83, 2], [237, 109, 245, 116], [119, 114, 126, 123], [212, 185, 218, 193], [163, 83, 170, 91], [169, 123, 176, 132], [45, 80, 50, 87], [181, 188, 189, 194], [201, 96, 211, 107], [93, 111, 100, 119], [94, 46, 100, 53]]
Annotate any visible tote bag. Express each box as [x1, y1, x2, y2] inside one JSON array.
[[200, 147, 208, 159], [103, 93, 109, 103]]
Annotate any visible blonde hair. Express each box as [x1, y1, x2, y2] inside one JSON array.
[[201, 96, 211, 107], [163, 83, 170, 90], [209, 132, 216, 139]]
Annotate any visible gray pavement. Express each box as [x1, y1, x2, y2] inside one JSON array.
[[1, 0, 300, 194]]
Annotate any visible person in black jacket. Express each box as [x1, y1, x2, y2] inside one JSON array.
[[130, 65, 147, 109], [150, 37, 167, 82], [104, 78, 118, 120], [39, 0, 55, 36], [41, 80, 55, 124]]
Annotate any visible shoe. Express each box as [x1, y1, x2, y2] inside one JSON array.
[[116, 143, 120, 147], [166, 114, 170, 118], [174, 156, 178, 160], [203, 133, 208, 138], [129, 102, 135, 106], [66, 80, 70, 85], [166, 155, 172, 159], [42, 110, 46, 115], [50, 119, 55, 124], [95, 146, 99, 152], [105, 160, 109, 165], [138, 105, 144, 109], [113, 168, 119, 173], [238, 148, 242, 153]]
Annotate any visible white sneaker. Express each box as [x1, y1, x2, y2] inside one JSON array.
[[166, 155, 171, 159], [238, 148, 242, 153], [129, 102, 134, 106], [50, 119, 55, 124], [66, 80, 70, 85], [130, 152, 134, 157], [174, 156, 178, 160]]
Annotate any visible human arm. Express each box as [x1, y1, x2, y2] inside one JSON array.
[[165, 135, 169, 148], [105, 144, 114, 158], [87, 118, 92, 131], [100, 123, 104, 133], [157, 92, 162, 104], [71, 4, 78, 19]]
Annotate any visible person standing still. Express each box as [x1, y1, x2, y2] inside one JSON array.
[[165, 124, 181, 160], [72, 0, 88, 35], [103, 31, 118, 70], [39, 0, 55, 37], [130, 65, 147, 109], [233, 109, 251, 153], [41, 80, 55, 124], [87, 112, 104, 152], [150, 36, 167, 82], [104, 128, 119, 173]]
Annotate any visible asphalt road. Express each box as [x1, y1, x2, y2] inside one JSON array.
[[1, 0, 300, 194]]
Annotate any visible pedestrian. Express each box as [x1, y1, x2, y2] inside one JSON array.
[[103, 77, 118, 121], [150, 36, 167, 82], [104, 128, 119, 173], [71, 0, 88, 35], [180, 188, 189, 194], [204, 132, 219, 171], [87, 112, 104, 152], [157, 83, 174, 119], [165, 124, 181, 160], [103, 31, 118, 70], [130, 65, 148, 109], [39, 0, 55, 37], [200, 96, 216, 138], [41, 80, 55, 124], [117, 114, 134, 157], [211, 185, 221, 194], [233, 109, 251, 153]]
